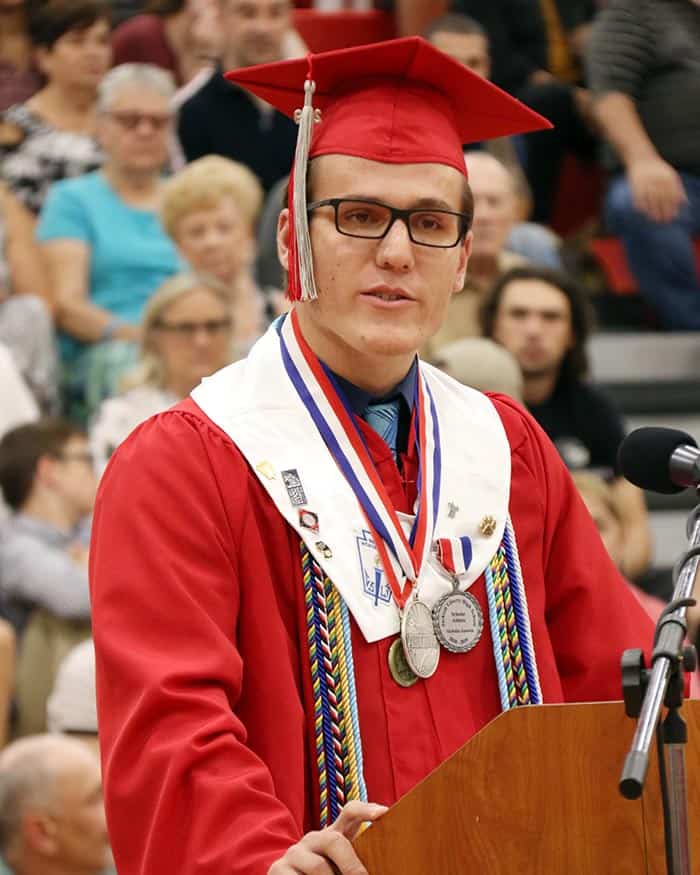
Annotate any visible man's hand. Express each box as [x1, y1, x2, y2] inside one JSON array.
[[268, 801, 388, 875], [627, 156, 688, 223]]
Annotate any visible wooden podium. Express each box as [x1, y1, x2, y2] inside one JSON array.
[[353, 701, 700, 873]]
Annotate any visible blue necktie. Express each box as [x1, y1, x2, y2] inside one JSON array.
[[362, 398, 400, 460]]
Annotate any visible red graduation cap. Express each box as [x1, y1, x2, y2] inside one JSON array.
[[226, 37, 551, 301]]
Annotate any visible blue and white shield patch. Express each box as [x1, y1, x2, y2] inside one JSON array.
[[356, 529, 392, 607]]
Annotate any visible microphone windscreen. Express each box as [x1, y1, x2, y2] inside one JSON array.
[[618, 427, 697, 494]]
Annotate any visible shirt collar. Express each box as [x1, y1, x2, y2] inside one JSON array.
[[10, 513, 75, 545], [323, 358, 418, 417]]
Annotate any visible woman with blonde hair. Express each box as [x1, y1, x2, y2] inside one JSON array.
[[161, 154, 271, 357], [90, 271, 234, 474]]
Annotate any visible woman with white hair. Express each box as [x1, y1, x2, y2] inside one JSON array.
[[161, 155, 272, 356], [37, 63, 181, 424], [90, 272, 234, 474]]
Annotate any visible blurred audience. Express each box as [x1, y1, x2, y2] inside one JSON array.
[[90, 273, 235, 474], [588, 0, 700, 330], [0, 0, 111, 220], [0, 734, 112, 875], [37, 63, 181, 424], [425, 15, 563, 268], [571, 470, 670, 616], [177, 0, 298, 193], [426, 151, 531, 355], [431, 336, 524, 399], [0, 0, 41, 112], [0, 344, 38, 440], [161, 154, 269, 354], [0, 619, 14, 748], [46, 638, 97, 753], [482, 264, 652, 580], [447, 0, 598, 224], [112, 0, 221, 87], [0, 419, 95, 734], [0, 183, 57, 413], [540, 0, 596, 86]]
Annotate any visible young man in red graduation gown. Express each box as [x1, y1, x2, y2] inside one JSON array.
[[89, 38, 655, 875]]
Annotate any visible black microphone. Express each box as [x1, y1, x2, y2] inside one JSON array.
[[618, 427, 700, 494]]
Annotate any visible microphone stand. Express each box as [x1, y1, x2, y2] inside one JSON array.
[[620, 500, 699, 875]]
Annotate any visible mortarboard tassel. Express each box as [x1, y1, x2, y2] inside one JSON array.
[[290, 76, 321, 302]]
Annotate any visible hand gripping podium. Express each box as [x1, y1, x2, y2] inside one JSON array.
[[353, 701, 700, 873]]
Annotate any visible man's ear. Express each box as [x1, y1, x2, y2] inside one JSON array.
[[452, 230, 472, 294], [277, 208, 290, 273], [34, 455, 57, 489]]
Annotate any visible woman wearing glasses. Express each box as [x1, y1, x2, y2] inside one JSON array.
[[90, 272, 234, 475], [37, 63, 181, 424]]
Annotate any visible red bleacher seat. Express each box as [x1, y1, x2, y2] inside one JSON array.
[[589, 237, 700, 296], [292, 10, 395, 53]]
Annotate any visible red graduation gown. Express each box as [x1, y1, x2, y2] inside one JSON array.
[[89, 393, 654, 875]]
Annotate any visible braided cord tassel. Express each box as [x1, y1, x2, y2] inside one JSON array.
[[302, 543, 367, 827], [485, 518, 543, 710], [503, 519, 542, 704], [484, 562, 512, 711], [302, 545, 338, 826], [489, 548, 518, 708], [500, 563, 530, 704]]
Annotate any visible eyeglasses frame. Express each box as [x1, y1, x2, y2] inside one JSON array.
[[306, 197, 471, 249]]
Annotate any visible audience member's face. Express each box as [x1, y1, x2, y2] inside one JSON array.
[[152, 287, 233, 393], [491, 278, 573, 379], [50, 436, 98, 518], [42, 747, 110, 874], [174, 197, 253, 284], [429, 30, 491, 79], [278, 154, 470, 366], [580, 491, 624, 568], [36, 19, 112, 90], [99, 87, 172, 174], [222, 0, 290, 67], [467, 154, 517, 260]]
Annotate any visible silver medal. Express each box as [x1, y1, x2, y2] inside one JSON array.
[[401, 598, 440, 679], [432, 577, 483, 654]]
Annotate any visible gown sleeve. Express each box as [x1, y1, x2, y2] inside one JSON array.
[[492, 394, 656, 703], [90, 408, 301, 875]]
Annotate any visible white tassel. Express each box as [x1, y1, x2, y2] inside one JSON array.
[[293, 79, 321, 301]]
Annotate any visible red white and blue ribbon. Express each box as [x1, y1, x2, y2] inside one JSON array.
[[435, 536, 473, 577], [280, 310, 442, 610]]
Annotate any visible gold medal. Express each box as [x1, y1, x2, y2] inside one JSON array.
[[387, 637, 418, 687]]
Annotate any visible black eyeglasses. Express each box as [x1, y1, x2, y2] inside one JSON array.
[[307, 198, 470, 248], [154, 317, 233, 339]]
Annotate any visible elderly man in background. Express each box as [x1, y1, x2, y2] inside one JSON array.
[[425, 150, 528, 355], [0, 735, 112, 875], [588, 0, 700, 330]]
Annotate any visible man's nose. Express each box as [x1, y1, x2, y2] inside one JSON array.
[[375, 218, 415, 272]]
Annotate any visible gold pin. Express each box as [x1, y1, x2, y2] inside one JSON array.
[[479, 515, 497, 537], [256, 461, 276, 480]]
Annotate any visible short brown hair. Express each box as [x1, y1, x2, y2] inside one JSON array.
[[481, 265, 594, 381], [0, 419, 85, 511], [28, 0, 111, 50]]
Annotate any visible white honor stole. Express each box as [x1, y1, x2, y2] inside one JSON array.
[[192, 321, 512, 644]]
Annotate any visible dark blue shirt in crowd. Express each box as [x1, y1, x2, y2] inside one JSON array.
[[177, 66, 298, 193]]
